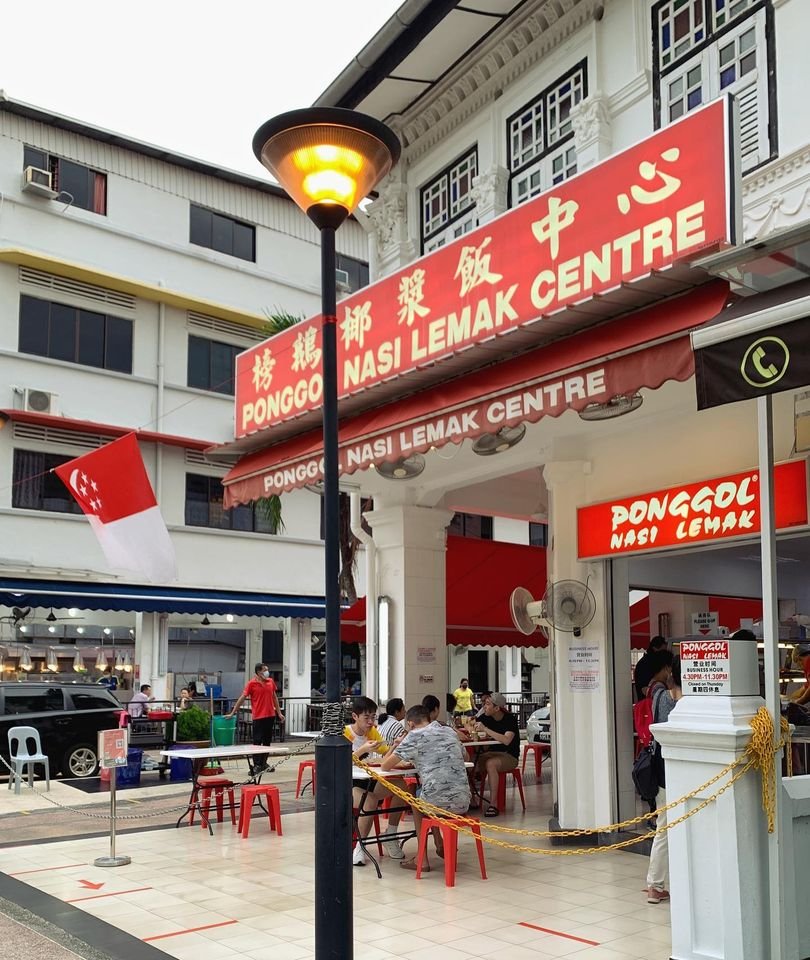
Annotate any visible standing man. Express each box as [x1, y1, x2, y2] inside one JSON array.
[[452, 678, 475, 718], [227, 663, 285, 763]]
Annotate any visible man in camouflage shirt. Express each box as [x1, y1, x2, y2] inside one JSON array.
[[381, 703, 471, 871]]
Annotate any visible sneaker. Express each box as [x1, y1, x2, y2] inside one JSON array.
[[352, 844, 367, 867], [647, 887, 670, 904], [385, 835, 405, 860]]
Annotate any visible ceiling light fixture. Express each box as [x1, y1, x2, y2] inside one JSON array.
[[95, 648, 108, 672], [46, 647, 59, 672], [578, 393, 644, 422], [122, 651, 133, 673], [19, 647, 32, 671], [73, 650, 87, 673]]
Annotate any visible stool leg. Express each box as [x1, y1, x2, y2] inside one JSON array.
[[189, 786, 199, 826], [515, 773, 526, 811], [497, 774, 506, 812], [295, 765, 304, 799], [270, 791, 283, 835], [227, 788, 236, 826], [241, 795, 253, 838], [415, 820, 431, 879], [521, 745, 528, 775], [215, 789, 224, 823], [200, 789, 212, 830], [471, 823, 488, 880], [534, 746, 541, 778], [444, 826, 458, 888]]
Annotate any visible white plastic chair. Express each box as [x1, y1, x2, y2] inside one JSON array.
[[7, 726, 50, 795]]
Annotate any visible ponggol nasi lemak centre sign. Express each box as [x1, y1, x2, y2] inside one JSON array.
[[577, 459, 809, 559], [234, 100, 733, 439]]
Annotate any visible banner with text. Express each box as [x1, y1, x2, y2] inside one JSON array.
[[577, 459, 809, 559], [234, 99, 732, 439]]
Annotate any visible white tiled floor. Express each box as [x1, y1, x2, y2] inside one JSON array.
[[0, 772, 671, 960]]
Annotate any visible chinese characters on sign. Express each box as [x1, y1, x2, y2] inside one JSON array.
[[680, 640, 731, 696], [235, 100, 732, 439], [577, 460, 809, 560], [691, 612, 720, 636], [568, 643, 600, 692]]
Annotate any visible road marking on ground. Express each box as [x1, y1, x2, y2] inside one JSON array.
[[143, 920, 239, 941], [9, 864, 86, 876], [519, 922, 601, 946], [66, 886, 152, 903], [78, 880, 104, 890]]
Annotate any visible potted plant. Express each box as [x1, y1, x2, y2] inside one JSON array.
[[176, 705, 211, 745]]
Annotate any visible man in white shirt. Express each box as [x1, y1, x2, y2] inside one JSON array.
[[129, 684, 154, 719]]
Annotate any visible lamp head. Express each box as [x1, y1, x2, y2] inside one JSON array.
[[253, 108, 401, 230]]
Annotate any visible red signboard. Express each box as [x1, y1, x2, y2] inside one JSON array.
[[234, 100, 732, 439], [577, 459, 809, 559]]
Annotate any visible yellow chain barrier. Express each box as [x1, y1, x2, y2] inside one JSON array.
[[353, 706, 790, 856]]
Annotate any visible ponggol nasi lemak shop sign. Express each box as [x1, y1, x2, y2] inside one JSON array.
[[577, 459, 809, 559], [234, 100, 732, 439]]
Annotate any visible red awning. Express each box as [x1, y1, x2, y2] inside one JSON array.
[[1, 409, 211, 451], [341, 535, 548, 648], [223, 282, 729, 505]]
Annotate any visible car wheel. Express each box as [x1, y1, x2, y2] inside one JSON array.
[[63, 743, 99, 778]]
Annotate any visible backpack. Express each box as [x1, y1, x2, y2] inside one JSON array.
[[633, 696, 654, 748], [632, 683, 668, 799]]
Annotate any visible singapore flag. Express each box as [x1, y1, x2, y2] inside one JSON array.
[[55, 433, 177, 583]]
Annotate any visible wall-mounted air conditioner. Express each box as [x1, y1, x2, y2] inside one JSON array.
[[335, 267, 351, 295], [22, 166, 57, 199], [23, 388, 59, 415]]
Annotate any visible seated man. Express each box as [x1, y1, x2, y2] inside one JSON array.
[[344, 696, 407, 866], [475, 692, 520, 816], [129, 683, 154, 719], [381, 703, 471, 872]]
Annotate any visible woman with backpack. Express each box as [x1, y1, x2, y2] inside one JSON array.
[[645, 653, 681, 904]]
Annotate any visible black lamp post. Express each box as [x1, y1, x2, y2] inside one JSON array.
[[253, 108, 400, 960]]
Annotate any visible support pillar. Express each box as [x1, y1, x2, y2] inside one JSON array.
[[543, 460, 615, 830], [654, 694, 768, 960], [285, 618, 312, 732], [471, 165, 509, 224], [366, 504, 453, 710]]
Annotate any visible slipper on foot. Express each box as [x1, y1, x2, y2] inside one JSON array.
[[400, 858, 429, 872], [484, 805, 499, 817]]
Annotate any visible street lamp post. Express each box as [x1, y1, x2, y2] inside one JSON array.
[[252, 108, 400, 960]]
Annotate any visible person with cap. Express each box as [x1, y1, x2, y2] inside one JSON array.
[[474, 692, 520, 817]]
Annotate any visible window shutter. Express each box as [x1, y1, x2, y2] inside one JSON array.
[[728, 69, 768, 171]]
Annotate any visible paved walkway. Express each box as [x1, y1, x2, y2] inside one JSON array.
[[0, 759, 672, 960]]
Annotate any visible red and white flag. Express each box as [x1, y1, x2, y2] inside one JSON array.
[[55, 433, 177, 583]]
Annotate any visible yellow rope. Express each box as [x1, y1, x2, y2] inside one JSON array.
[[353, 706, 788, 855]]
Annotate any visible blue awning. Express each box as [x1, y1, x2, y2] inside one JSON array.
[[0, 578, 327, 618]]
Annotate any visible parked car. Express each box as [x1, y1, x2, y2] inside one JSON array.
[[526, 705, 551, 744], [0, 682, 124, 778]]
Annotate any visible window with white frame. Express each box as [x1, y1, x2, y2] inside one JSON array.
[[654, 1, 773, 172], [420, 148, 478, 252], [507, 60, 587, 207]]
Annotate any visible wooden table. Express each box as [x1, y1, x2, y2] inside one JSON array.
[[161, 745, 289, 832]]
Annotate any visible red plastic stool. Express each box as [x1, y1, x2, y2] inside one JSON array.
[[380, 777, 417, 819], [496, 768, 526, 812], [239, 784, 282, 838], [295, 760, 316, 798], [521, 742, 550, 778], [415, 817, 487, 887], [191, 778, 236, 828]]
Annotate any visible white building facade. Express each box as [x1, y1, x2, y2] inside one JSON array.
[[0, 94, 375, 707], [221, 0, 810, 839]]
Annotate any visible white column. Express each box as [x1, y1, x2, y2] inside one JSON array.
[[570, 92, 612, 171], [135, 612, 169, 700], [654, 695, 768, 960], [366, 504, 453, 711], [366, 172, 416, 278], [471, 165, 510, 224], [284, 618, 312, 733], [543, 460, 615, 829], [497, 647, 522, 694]]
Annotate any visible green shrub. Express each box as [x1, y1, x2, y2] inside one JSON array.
[[176, 705, 210, 742]]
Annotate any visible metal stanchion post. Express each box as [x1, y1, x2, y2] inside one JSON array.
[[94, 772, 131, 867]]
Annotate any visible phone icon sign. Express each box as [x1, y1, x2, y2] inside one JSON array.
[[741, 337, 790, 388]]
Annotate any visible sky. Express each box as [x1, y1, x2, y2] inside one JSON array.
[[1, 1, 404, 178]]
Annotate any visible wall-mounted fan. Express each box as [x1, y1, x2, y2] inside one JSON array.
[[0, 606, 32, 626], [200, 615, 235, 626], [472, 424, 526, 457], [376, 454, 425, 480], [45, 608, 84, 622], [510, 579, 597, 638], [311, 633, 326, 651]]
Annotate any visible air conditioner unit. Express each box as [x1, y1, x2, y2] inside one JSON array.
[[22, 166, 57, 199], [335, 268, 351, 295], [23, 388, 59, 415]]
